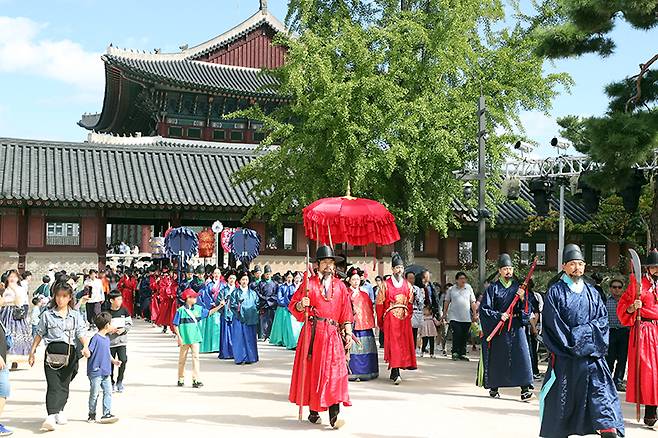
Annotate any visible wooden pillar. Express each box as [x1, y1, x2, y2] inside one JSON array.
[[17, 208, 28, 272], [171, 211, 182, 228], [97, 210, 107, 269], [140, 225, 151, 253]]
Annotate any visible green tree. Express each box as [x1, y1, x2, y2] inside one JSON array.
[[234, 0, 567, 263], [531, 0, 658, 246]]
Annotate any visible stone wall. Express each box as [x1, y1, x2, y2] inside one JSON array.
[[24, 252, 99, 287], [0, 252, 18, 276]]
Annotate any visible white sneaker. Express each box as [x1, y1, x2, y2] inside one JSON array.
[[55, 412, 67, 425], [41, 415, 56, 431], [394, 376, 402, 385], [419, 351, 424, 358]]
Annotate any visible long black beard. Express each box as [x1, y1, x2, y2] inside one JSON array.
[[393, 273, 402, 281]]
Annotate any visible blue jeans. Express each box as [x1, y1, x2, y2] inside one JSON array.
[[88, 375, 112, 416]]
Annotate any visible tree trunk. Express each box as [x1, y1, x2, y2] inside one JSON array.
[[650, 176, 658, 251], [395, 230, 415, 266]]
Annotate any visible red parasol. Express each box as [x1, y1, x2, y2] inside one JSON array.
[[302, 196, 400, 246]]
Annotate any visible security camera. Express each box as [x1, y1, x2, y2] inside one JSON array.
[[513, 141, 535, 153], [550, 137, 571, 150]]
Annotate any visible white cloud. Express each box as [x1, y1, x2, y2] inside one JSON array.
[[0, 16, 103, 92]]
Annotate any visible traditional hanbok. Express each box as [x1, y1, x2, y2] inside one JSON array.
[[479, 279, 533, 389], [149, 275, 160, 323], [155, 276, 177, 331], [270, 282, 301, 349], [198, 280, 223, 353], [217, 284, 235, 360], [117, 275, 137, 316], [539, 275, 624, 437], [376, 277, 417, 370], [348, 286, 378, 381], [229, 286, 259, 364], [288, 275, 353, 412]]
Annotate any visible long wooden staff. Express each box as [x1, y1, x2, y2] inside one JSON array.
[[486, 257, 538, 343], [628, 248, 642, 422], [297, 242, 311, 421]]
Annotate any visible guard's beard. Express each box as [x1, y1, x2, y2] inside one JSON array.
[[393, 273, 402, 281], [321, 271, 333, 281], [568, 274, 582, 283]]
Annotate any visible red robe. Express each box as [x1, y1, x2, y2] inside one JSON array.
[[288, 274, 353, 412], [376, 277, 417, 370], [118, 275, 137, 316], [618, 273, 658, 405], [149, 275, 160, 322], [155, 276, 177, 330]]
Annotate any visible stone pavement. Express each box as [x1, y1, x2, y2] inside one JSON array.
[[4, 321, 652, 437]]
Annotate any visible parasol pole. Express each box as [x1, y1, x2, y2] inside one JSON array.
[[297, 242, 311, 421], [327, 224, 333, 249]]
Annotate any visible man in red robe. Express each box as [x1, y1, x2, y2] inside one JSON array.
[[288, 245, 353, 429], [117, 268, 137, 316], [376, 253, 417, 385], [618, 248, 658, 427], [149, 267, 161, 324]]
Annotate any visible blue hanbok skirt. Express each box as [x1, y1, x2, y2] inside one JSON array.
[[348, 329, 379, 381], [218, 313, 233, 360], [231, 319, 258, 365]]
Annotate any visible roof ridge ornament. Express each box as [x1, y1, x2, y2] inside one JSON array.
[[260, 0, 267, 11]]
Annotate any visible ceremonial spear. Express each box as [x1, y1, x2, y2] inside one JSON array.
[[486, 257, 538, 343], [628, 248, 642, 422], [297, 243, 311, 421]]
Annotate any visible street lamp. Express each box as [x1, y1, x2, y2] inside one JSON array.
[[463, 181, 473, 199]]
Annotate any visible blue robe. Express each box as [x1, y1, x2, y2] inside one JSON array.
[[539, 277, 624, 438], [229, 287, 259, 364], [217, 285, 235, 360], [480, 279, 533, 389]]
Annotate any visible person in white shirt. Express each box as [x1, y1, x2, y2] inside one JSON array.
[[84, 270, 105, 327], [441, 272, 477, 361]]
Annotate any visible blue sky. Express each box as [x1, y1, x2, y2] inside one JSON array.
[[0, 0, 656, 158]]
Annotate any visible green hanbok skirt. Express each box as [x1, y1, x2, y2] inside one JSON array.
[[269, 306, 300, 350], [199, 312, 221, 353]]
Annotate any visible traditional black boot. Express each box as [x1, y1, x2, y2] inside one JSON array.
[[645, 405, 657, 428], [329, 404, 344, 429], [599, 429, 617, 437], [308, 410, 321, 425]]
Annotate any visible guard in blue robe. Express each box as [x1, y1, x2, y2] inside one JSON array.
[[230, 271, 259, 365], [480, 254, 533, 400], [256, 265, 278, 340], [539, 244, 624, 438]]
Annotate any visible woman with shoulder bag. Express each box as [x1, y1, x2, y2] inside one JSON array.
[[0, 270, 33, 364], [28, 282, 90, 432]]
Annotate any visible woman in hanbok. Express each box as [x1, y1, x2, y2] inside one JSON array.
[[217, 270, 237, 360], [345, 267, 379, 381], [0, 269, 33, 361], [229, 271, 259, 365], [269, 271, 300, 349], [198, 269, 224, 353]]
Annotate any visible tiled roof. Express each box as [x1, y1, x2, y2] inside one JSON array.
[[104, 9, 287, 62], [0, 135, 259, 210], [452, 182, 591, 225], [104, 53, 279, 96]]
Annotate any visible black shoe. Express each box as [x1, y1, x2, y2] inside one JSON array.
[[489, 389, 500, 399], [87, 414, 96, 423], [98, 414, 118, 424], [521, 390, 533, 402], [308, 413, 321, 425], [177, 380, 184, 387], [458, 355, 470, 362], [600, 431, 617, 438], [644, 416, 657, 428], [192, 380, 204, 388]]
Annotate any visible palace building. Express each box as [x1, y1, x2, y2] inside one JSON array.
[[0, 3, 620, 284]]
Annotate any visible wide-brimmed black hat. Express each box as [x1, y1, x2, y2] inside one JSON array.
[[646, 249, 658, 267], [563, 244, 584, 263], [194, 265, 204, 275], [264, 265, 272, 274], [315, 245, 344, 263], [497, 253, 513, 268]]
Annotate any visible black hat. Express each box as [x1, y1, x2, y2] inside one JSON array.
[[195, 265, 204, 275], [497, 253, 513, 268], [253, 265, 262, 273], [284, 270, 295, 278], [184, 265, 194, 274], [563, 244, 584, 263], [391, 252, 404, 268], [315, 245, 344, 263], [264, 265, 272, 274], [646, 249, 658, 267]]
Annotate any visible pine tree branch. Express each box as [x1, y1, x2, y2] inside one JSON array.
[[626, 52, 658, 112]]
